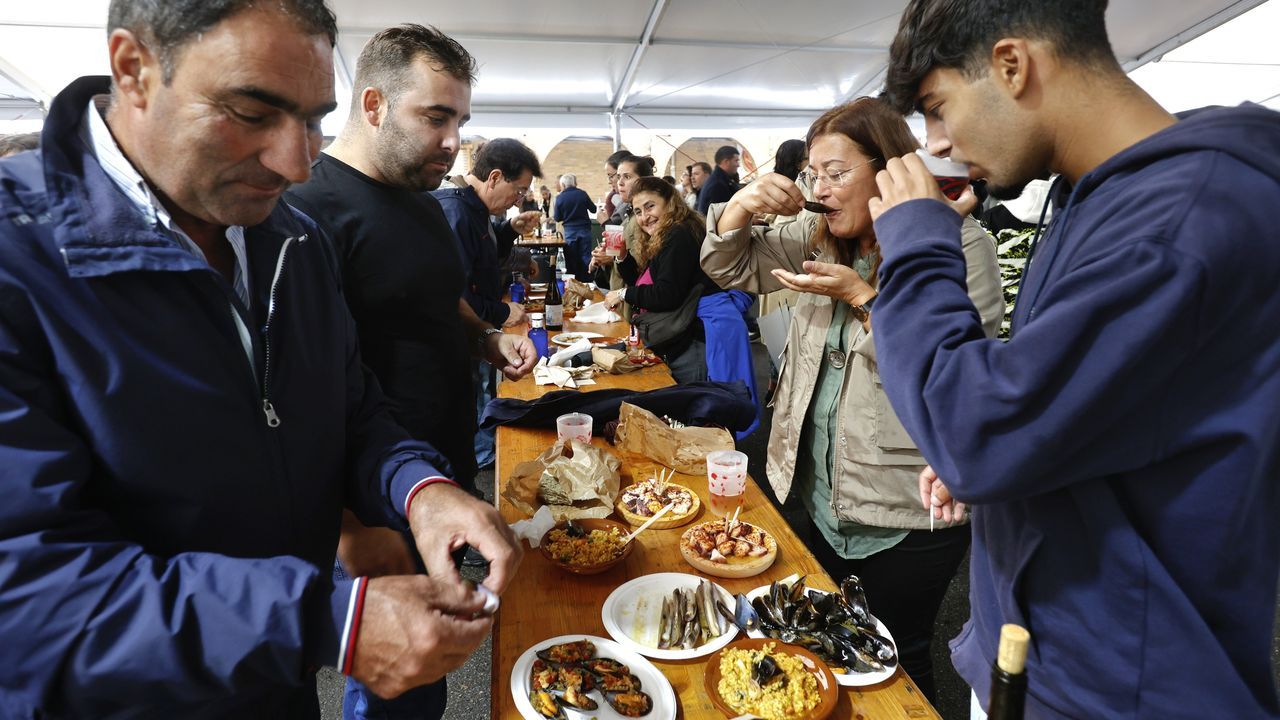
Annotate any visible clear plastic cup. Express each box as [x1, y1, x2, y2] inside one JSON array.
[[603, 225, 625, 257], [706, 449, 748, 516], [915, 148, 970, 200], [556, 412, 593, 445]]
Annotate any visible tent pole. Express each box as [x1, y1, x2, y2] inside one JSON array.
[[611, 112, 621, 151]]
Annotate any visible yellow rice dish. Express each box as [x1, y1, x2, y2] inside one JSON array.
[[717, 643, 820, 719], [545, 526, 625, 566]]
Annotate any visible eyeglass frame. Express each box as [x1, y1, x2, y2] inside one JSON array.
[[799, 157, 880, 189]]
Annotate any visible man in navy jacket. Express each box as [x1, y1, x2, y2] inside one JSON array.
[[0, 1, 520, 716], [870, 1, 1280, 718], [695, 145, 741, 216]]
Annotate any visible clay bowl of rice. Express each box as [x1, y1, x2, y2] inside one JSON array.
[[705, 638, 838, 719], [539, 518, 633, 575]]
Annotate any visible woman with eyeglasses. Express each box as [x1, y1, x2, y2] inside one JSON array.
[[701, 97, 1002, 704]]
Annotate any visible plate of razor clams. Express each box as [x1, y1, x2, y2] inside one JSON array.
[[512, 635, 675, 720]]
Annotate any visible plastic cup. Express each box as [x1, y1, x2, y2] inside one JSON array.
[[603, 225, 625, 257], [915, 149, 970, 201], [556, 412, 593, 445], [706, 449, 748, 516]]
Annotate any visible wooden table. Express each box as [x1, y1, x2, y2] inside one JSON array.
[[490, 316, 940, 719]]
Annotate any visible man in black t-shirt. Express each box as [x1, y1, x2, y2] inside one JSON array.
[[285, 24, 535, 720]]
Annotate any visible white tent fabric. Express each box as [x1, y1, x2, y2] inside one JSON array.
[[0, 0, 1275, 137]]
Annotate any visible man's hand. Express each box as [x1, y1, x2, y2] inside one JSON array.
[[486, 332, 538, 380], [726, 173, 805, 218], [511, 211, 541, 235], [868, 152, 978, 223], [918, 465, 967, 524], [349, 575, 492, 699], [408, 482, 522, 594], [503, 302, 527, 328], [770, 260, 877, 307], [336, 511, 416, 577]]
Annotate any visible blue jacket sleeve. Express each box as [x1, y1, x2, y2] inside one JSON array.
[[0, 313, 354, 711], [440, 201, 511, 326], [871, 200, 1205, 504]]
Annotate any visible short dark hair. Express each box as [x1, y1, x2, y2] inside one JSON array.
[[884, 0, 1117, 114], [773, 139, 807, 181], [0, 132, 40, 158], [692, 161, 712, 174], [605, 150, 633, 170], [714, 145, 740, 164], [108, 0, 337, 83], [352, 24, 477, 116], [473, 138, 542, 182]]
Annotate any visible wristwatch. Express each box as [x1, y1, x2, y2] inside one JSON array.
[[477, 327, 503, 353], [851, 295, 876, 322]]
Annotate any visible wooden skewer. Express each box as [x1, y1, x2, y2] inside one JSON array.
[[623, 502, 674, 544]]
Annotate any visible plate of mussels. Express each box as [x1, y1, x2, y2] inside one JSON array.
[[511, 635, 676, 720], [740, 574, 899, 687]]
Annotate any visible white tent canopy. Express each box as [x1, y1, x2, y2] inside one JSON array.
[[1, 0, 1276, 139]]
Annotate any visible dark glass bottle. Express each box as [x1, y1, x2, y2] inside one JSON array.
[[987, 623, 1029, 720], [544, 265, 564, 331]]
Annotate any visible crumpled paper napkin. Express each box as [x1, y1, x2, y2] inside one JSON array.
[[532, 356, 596, 387], [549, 338, 593, 367], [572, 301, 621, 324], [509, 505, 557, 548]]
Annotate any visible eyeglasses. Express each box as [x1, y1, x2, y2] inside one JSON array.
[[606, 172, 618, 181], [799, 158, 878, 189]]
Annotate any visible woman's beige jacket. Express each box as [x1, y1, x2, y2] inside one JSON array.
[[700, 203, 1002, 529]]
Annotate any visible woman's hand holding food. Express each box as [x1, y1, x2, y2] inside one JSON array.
[[727, 173, 805, 218], [770, 260, 877, 308], [918, 465, 966, 524]]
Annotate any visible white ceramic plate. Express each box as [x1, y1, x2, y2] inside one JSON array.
[[744, 584, 898, 687], [551, 331, 604, 347], [601, 572, 739, 660], [510, 634, 676, 720]]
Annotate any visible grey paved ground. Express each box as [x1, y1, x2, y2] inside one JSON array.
[[318, 342, 1280, 720]]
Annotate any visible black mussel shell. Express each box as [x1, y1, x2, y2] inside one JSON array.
[[752, 654, 782, 686], [561, 685, 598, 711], [598, 672, 642, 693], [605, 689, 653, 717], [583, 657, 628, 677], [536, 640, 595, 664], [529, 690, 567, 719], [529, 659, 561, 691]]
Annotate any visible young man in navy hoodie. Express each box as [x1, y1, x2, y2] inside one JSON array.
[[866, 1, 1280, 718]]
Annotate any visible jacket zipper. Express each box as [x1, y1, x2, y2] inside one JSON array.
[[259, 234, 303, 427]]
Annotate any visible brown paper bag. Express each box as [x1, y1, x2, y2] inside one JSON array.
[[501, 438, 622, 519], [613, 402, 735, 474], [592, 347, 640, 374], [563, 278, 593, 310]]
